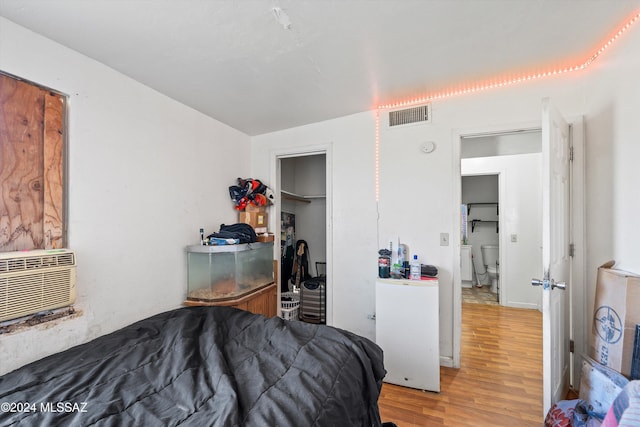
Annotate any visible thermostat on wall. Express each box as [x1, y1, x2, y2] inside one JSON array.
[[421, 141, 436, 153]]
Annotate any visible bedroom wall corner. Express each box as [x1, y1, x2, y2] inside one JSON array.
[[0, 17, 251, 375]]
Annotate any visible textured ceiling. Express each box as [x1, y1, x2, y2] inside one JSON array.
[[1, 0, 639, 135]]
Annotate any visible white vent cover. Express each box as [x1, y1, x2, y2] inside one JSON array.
[[388, 104, 431, 127], [0, 250, 76, 322]]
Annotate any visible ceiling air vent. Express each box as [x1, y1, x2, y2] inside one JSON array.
[[388, 104, 431, 127]]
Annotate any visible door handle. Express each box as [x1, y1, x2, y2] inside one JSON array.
[[531, 278, 566, 290], [552, 281, 566, 290]]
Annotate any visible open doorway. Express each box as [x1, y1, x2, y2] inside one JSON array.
[[280, 154, 326, 290], [453, 127, 544, 366], [453, 115, 586, 391], [275, 151, 331, 324], [460, 130, 543, 310], [452, 126, 544, 370], [461, 174, 500, 305]]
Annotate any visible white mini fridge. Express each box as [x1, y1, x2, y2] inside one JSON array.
[[375, 278, 440, 392]]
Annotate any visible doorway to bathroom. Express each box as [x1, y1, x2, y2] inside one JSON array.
[[460, 129, 543, 309], [461, 174, 500, 305], [453, 113, 587, 391]]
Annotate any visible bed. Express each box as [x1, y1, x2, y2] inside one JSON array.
[[0, 306, 386, 426]]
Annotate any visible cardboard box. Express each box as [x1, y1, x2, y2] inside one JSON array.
[[257, 233, 275, 243], [579, 355, 629, 420], [239, 211, 268, 231], [245, 204, 266, 213], [589, 261, 640, 378]]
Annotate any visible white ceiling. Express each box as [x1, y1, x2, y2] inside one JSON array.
[[1, 0, 639, 135]]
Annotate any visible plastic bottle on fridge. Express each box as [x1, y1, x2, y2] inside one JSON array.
[[409, 255, 421, 280]]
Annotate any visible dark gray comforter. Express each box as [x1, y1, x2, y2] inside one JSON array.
[[0, 306, 385, 426]]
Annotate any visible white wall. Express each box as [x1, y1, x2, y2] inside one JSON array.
[[462, 154, 542, 309], [581, 25, 640, 318], [0, 18, 250, 374], [462, 132, 541, 158], [252, 113, 377, 339], [252, 25, 640, 363]]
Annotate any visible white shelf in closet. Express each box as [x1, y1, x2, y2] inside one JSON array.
[[281, 190, 326, 203]]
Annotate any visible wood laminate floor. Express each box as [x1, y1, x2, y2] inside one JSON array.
[[461, 285, 499, 305], [378, 302, 543, 426]]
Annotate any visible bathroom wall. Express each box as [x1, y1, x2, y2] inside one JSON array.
[[462, 152, 542, 309], [461, 131, 541, 158]]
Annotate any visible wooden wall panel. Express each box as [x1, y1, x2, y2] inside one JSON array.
[[43, 92, 65, 249], [0, 74, 65, 251]]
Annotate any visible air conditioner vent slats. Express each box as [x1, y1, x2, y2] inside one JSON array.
[[0, 252, 75, 274], [0, 250, 76, 322], [388, 104, 431, 127]]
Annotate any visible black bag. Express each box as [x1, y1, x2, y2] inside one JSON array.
[[421, 264, 438, 277], [207, 223, 257, 243]]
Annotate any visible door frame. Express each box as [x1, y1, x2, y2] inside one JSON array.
[[568, 116, 587, 389], [452, 120, 538, 368], [270, 144, 333, 324], [451, 119, 585, 381]]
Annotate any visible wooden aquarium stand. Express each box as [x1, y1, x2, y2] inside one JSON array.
[[184, 281, 277, 318]]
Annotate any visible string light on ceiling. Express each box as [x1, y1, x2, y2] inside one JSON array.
[[377, 11, 640, 110], [373, 10, 640, 202]]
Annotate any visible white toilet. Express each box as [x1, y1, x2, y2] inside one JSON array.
[[480, 244, 499, 293]]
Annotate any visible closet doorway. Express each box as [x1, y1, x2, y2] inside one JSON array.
[[274, 149, 332, 323]]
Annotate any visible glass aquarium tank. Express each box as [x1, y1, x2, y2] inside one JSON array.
[[186, 242, 274, 302]]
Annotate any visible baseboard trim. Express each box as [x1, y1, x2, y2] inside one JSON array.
[[504, 301, 539, 310], [440, 355, 454, 368]]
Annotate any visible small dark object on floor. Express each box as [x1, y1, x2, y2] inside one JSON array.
[[382, 423, 398, 427]]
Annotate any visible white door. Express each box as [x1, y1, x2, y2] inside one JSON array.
[[533, 98, 571, 416]]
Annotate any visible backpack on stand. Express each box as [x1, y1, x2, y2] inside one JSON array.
[[300, 261, 326, 324]]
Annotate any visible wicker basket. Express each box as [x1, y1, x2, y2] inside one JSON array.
[[280, 292, 300, 320], [281, 292, 300, 309], [280, 306, 300, 321]]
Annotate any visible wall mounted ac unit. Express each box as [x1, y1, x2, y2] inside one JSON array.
[[0, 249, 76, 322]]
